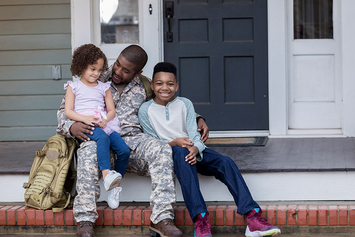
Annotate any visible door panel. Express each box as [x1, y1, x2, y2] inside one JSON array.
[[163, 0, 269, 131]]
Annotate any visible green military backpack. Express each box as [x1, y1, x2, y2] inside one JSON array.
[[23, 133, 77, 212], [139, 74, 153, 100]]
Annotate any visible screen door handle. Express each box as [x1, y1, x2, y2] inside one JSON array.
[[165, 1, 174, 42]]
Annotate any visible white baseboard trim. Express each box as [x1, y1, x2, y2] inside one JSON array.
[[286, 129, 344, 137], [208, 130, 269, 138]]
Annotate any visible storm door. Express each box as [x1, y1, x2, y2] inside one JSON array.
[[288, 0, 342, 134]]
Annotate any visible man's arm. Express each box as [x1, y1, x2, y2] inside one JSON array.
[[195, 114, 209, 142], [57, 97, 94, 141]]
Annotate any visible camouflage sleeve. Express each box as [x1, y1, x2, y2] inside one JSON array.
[[56, 97, 75, 138]]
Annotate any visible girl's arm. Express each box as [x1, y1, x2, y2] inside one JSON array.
[[64, 85, 98, 126], [104, 89, 116, 121], [97, 89, 115, 129]]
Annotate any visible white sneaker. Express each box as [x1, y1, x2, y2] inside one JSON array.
[[107, 187, 122, 209], [103, 170, 122, 191]]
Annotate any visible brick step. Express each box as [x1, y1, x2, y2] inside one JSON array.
[[2, 204, 355, 235]]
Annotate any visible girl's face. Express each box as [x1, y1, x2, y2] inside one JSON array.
[[151, 72, 179, 106], [80, 58, 104, 87]]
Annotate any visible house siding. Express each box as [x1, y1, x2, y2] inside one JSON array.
[[0, 0, 71, 141]]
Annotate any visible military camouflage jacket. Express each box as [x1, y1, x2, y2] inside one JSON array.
[[56, 64, 149, 150]]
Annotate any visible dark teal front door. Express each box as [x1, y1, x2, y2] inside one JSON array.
[[163, 0, 268, 131]]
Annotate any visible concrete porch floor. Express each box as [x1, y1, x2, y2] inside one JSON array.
[[1, 137, 355, 174]]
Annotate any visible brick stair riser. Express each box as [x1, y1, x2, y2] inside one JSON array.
[[2, 205, 355, 234]]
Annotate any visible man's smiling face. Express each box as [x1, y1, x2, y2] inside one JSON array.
[[111, 54, 140, 85]]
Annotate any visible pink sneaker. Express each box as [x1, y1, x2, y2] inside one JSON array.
[[194, 213, 212, 237], [245, 209, 281, 237]]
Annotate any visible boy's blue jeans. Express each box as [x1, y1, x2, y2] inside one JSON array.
[[85, 127, 130, 177], [172, 146, 260, 221]]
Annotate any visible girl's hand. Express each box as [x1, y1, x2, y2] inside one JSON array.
[[98, 119, 107, 128], [185, 146, 199, 165], [169, 137, 194, 147], [82, 115, 99, 126]]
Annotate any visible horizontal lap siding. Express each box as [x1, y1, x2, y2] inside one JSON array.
[[0, 0, 71, 141]]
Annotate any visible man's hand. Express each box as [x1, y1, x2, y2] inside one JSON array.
[[197, 118, 209, 143], [185, 146, 199, 165], [169, 137, 194, 147], [70, 122, 94, 142]]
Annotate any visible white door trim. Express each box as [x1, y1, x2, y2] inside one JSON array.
[[268, 0, 288, 136]]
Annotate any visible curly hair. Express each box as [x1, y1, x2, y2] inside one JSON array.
[[70, 44, 108, 77]]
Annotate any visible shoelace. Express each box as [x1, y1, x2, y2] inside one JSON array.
[[196, 218, 210, 234], [78, 222, 94, 229], [253, 215, 272, 227], [113, 187, 122, 198], [163, 219, 175, 226]]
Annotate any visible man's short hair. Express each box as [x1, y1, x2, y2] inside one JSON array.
[[121, 45, 148, 72], [152, 62, 177, 80]]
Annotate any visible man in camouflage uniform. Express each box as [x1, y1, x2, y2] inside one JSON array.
[[57, 45, 209, 237]]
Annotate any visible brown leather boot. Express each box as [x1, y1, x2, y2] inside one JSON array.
[[76, 221, 95, 237], [150, 219, 183, 237]]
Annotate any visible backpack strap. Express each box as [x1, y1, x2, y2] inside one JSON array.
[[139, 74, 153, 101], [52, 191, 71, 213]]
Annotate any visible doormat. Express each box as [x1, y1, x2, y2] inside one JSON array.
[[204, 137, 268, 147]]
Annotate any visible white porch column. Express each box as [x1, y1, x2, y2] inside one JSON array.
[[70, 0, 93, 50], [342, 1, 355, 137], [268, 0, 288, 136]]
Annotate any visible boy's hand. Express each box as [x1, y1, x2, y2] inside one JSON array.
[[197, 119, 209, 142], [169, 137, 194, 147], [185, 146, 199, 165], [83, 115, 99, 126], [98, 119, 107, 129]]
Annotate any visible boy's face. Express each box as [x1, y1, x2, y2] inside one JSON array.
[[151, 72, 179, 106], [112, 54, 142, 85]]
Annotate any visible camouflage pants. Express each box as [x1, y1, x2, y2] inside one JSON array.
[[73, 135, 176, 224], [73, 141, 100, 223]]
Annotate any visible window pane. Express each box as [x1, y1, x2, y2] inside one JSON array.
[[100, 0, 139, 44], [294, 0, 333, 39]]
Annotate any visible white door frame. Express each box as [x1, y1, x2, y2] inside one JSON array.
[[268, 0, 355, 137], [70, 0, 162, 78]]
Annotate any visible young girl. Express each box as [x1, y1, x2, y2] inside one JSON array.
[[64, 44, 130, 209], [139, 62, 281, 237]]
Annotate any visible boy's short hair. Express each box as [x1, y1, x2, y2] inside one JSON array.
[[70, 44, 108, 77], [121, 45, 148, 72], [152, 62, 177, 81]]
